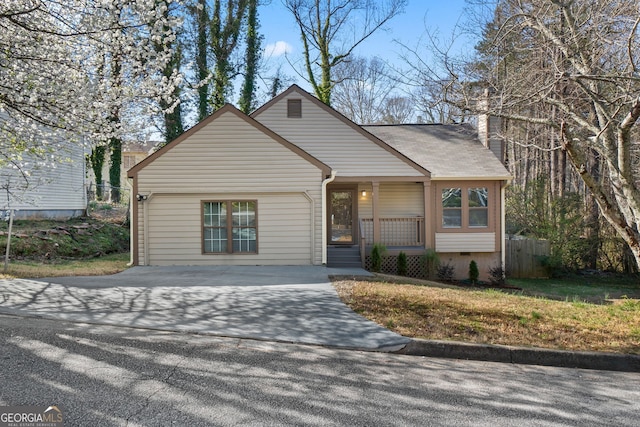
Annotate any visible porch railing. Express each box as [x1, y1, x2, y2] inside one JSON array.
[[360, 217, 425, 247]]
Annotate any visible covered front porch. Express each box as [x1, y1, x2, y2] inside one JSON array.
[[326, 181, 430, 268]]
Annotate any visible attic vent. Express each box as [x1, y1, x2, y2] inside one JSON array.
[[287, 99, 302, 118]]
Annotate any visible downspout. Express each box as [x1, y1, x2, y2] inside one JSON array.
[[501, 181, 507, 274], [125, 178, 134, 266], [303, 191, 315, 264], [143, 193, 154, 266], [321, 171, 337, 265]]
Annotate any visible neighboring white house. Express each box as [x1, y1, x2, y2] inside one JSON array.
[[0, 139, 87, 220]]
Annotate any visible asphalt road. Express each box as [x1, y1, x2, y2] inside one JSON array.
[[1, 314, 639, 427]]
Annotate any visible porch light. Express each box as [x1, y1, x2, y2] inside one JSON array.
[[361, 190, 367, 197]]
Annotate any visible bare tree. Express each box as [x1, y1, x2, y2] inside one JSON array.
[[380, 96, 414, 124], [284, 0, 407, 105], [331, 56, 397, 124], [438, 0, 640, 270], [412, 81, 467, 124]]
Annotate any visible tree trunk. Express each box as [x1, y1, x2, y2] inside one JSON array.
[[90, 146, 106, 200], [584, 149, 601, 270], [109, 136, 121, 203], [239, 0, 259, 113], [196, 0, 209, 121]]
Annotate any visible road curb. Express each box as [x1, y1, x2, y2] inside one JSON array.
[[396, 338, 640, 372]]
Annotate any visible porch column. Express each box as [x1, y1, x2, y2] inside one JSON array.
[[372, 181, 380, 243], [423, 181, 432, 249]]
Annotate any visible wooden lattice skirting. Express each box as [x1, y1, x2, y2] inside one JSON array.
[[364, 255, 426, 279]]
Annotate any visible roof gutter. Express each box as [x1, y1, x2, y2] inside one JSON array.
[[321, 171, 337, 265], [430, 176, 513, 181]]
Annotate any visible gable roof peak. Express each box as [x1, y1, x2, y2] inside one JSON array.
[[127, 98, 330, 178], [250, 84, 431, 177]]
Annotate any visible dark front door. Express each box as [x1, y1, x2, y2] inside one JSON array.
[[329, 189, 355, 245]]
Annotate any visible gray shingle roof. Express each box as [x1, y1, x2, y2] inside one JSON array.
[[363, 124, 511, 180]]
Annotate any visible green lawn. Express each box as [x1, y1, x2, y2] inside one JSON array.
[[0, 252, 130, 279], [509, 274, 640, 303]]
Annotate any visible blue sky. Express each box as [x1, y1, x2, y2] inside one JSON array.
[[257, 0, 474, 89]]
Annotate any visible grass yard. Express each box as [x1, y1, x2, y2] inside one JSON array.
[[0, 212, 130, 279], [509, 275, 640, 302], [0, 252, 130, 279], [333, 275, 640, 355]]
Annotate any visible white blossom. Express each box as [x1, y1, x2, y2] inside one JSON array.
[[0, 0, 183, 175]]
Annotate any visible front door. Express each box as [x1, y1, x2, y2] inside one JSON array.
[[329, 189, 356, 245]]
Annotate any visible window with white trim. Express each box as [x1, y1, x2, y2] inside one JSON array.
[[203, 201, 257, 253]]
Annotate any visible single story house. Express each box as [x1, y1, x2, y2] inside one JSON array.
[[127, 85, 511, 279]]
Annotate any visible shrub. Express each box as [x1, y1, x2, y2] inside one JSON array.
[[370, 243, 386, 273], [397, 251, 407, 276], [488, 264, 506, 286], [437, 262, 455, 282], [536, 254, 565, 278], [469, 260, 479, 284], [421, 248, 440, 280]]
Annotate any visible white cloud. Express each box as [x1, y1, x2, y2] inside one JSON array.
[[263, 41, 293, 58]]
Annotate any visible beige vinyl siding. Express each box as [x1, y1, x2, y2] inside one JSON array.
[[358, 183, 424, 219], [435, 232, 496, 252], [136, 113, 322, 193], [135, 110, 324, 265], [0, 142, 86, 217], [253, 91, 424, 178], [144, 193, 315, 265]]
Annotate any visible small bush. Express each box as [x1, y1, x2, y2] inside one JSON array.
[[469, 260, 479, 284], [536, 254, 564, 277], [422, 249, 440, 280], [370, 243, 386, 273], [437, 262, 455, 282], [488, 264, 506, 286], [397, 251, 407, 276]]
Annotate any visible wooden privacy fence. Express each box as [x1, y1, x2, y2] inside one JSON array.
[[505, 238, 550, 278]]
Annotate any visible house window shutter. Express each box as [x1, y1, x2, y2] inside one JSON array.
[[287, 99, 302, 118]]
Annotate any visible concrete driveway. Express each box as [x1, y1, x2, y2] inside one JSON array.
[[0, 266, 409, 351]]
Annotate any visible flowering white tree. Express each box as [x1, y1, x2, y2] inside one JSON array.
[[0, 0, 182, 196]]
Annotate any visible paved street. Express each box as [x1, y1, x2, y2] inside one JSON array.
[[1, 314, 639, 426]]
